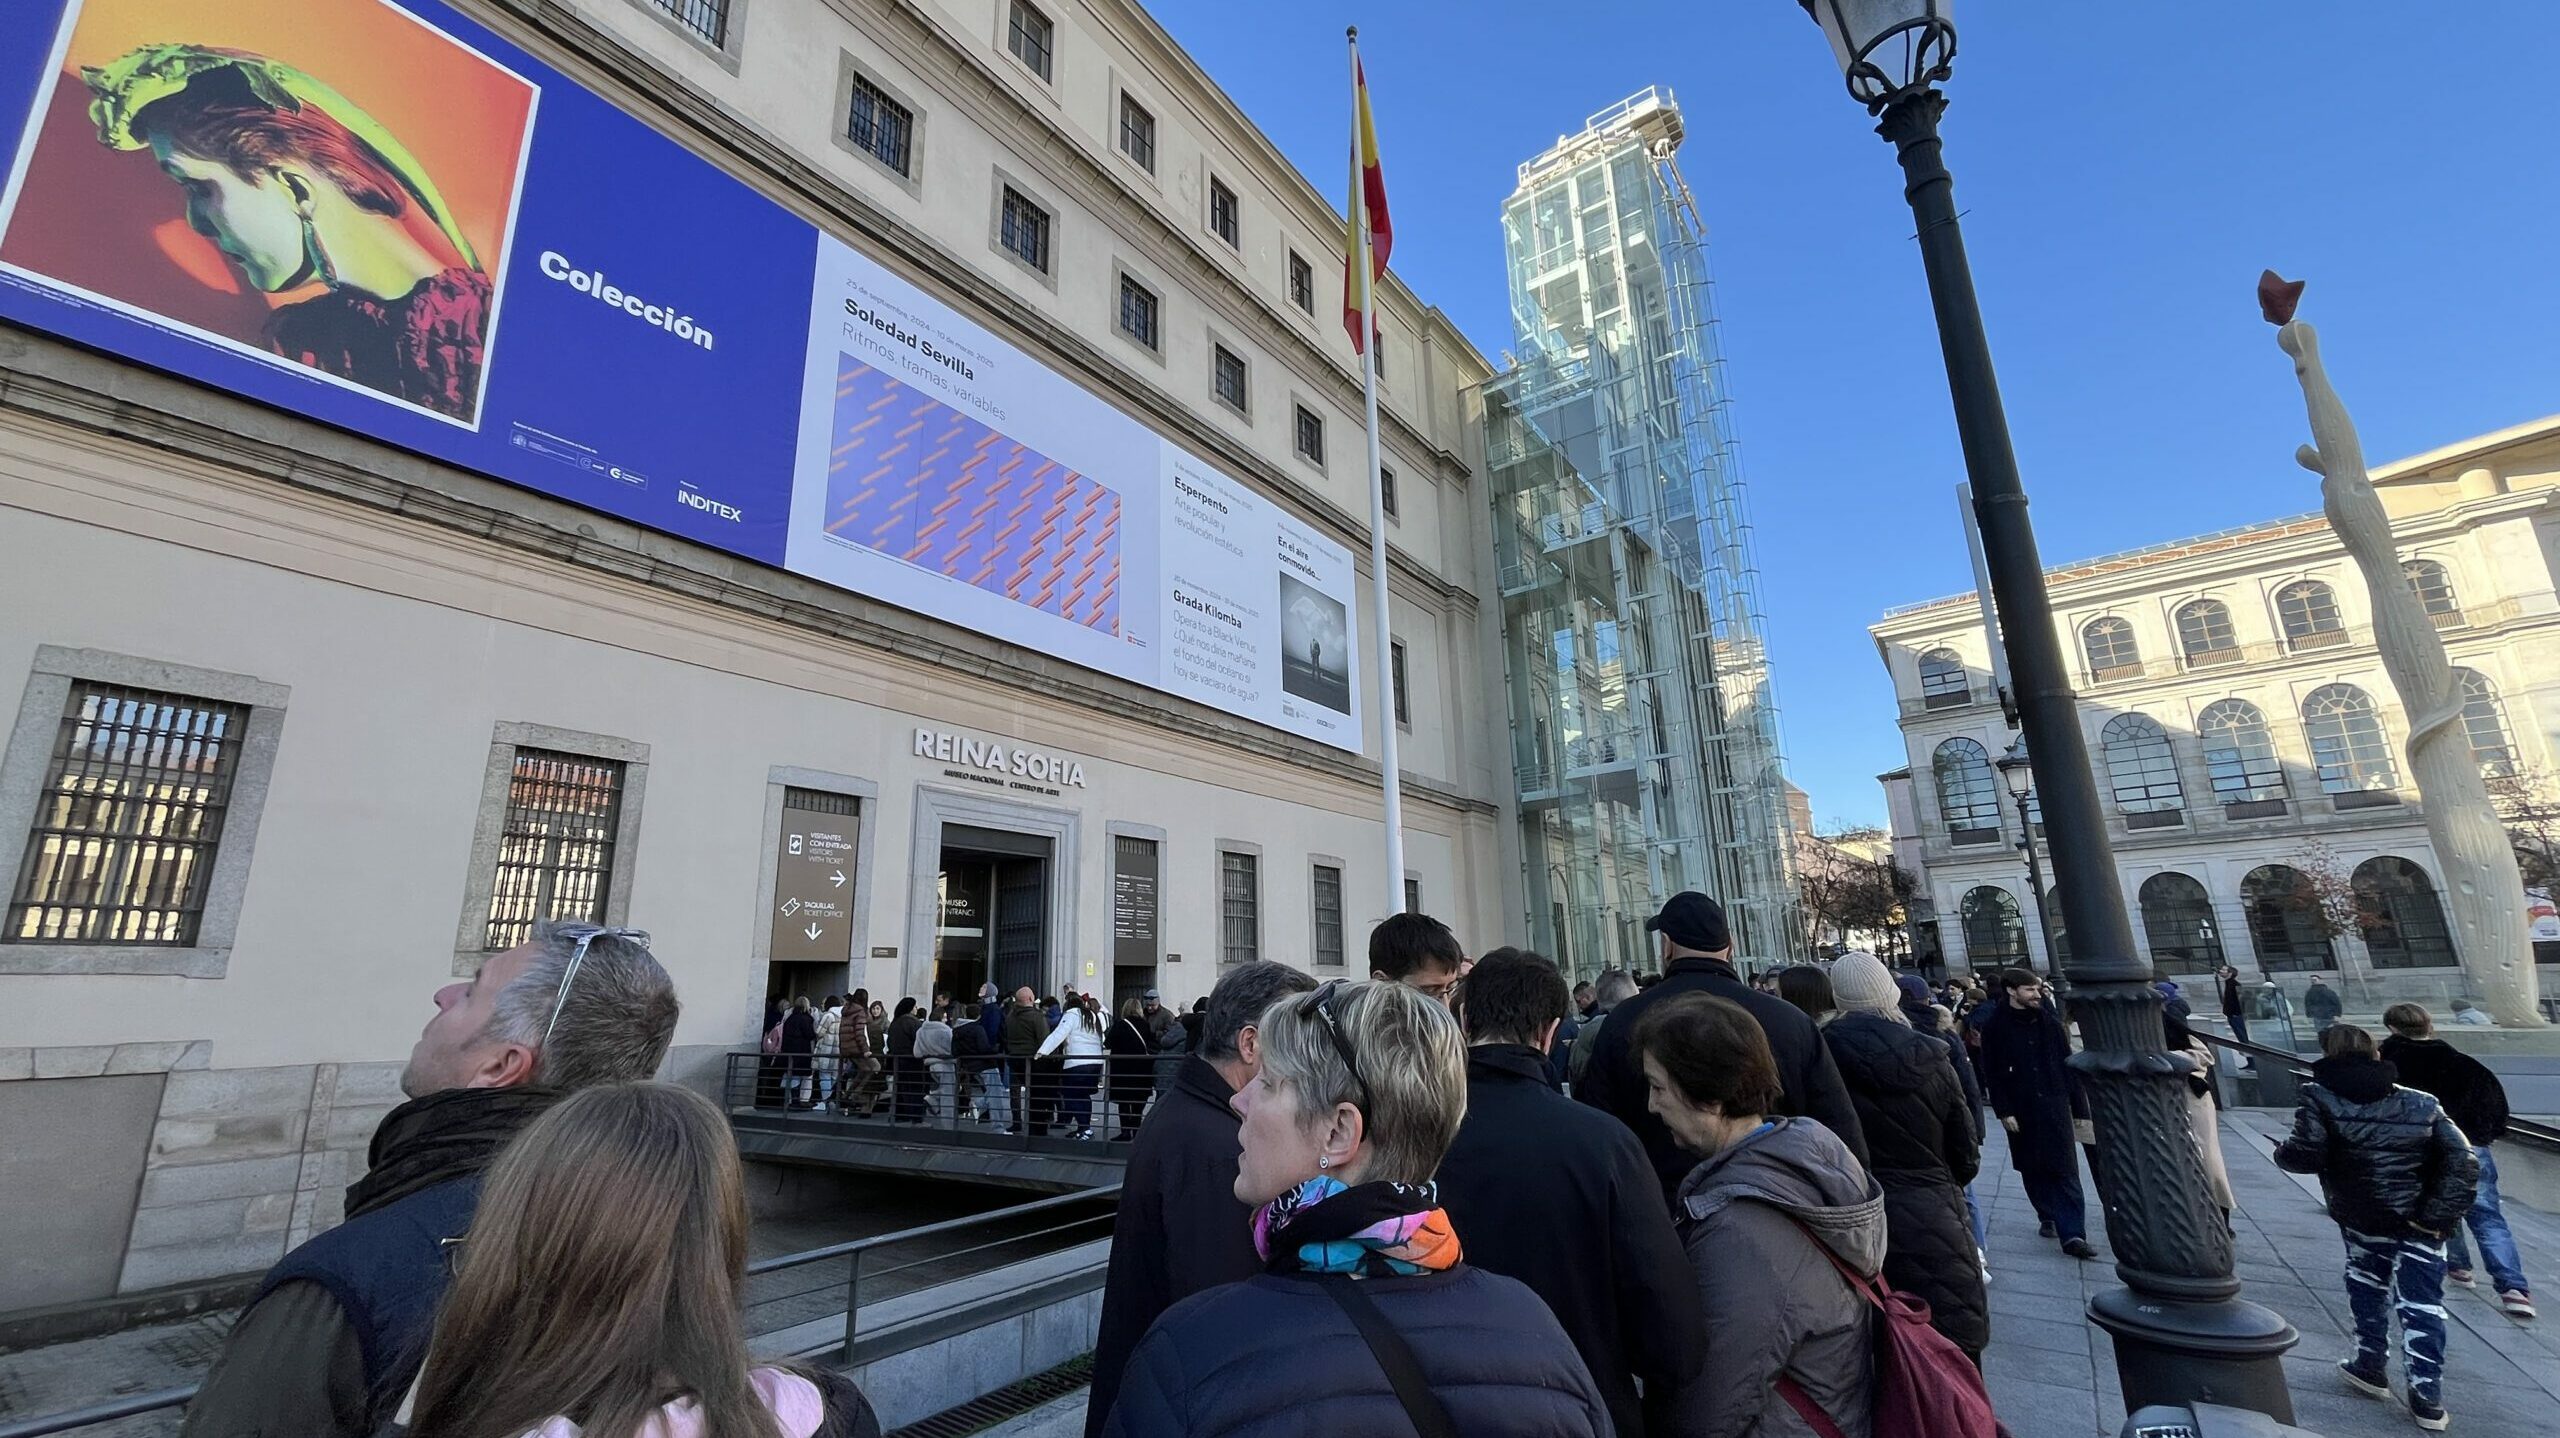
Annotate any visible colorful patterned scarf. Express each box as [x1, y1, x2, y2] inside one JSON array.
[[1253, 1176, 1463, 1277]]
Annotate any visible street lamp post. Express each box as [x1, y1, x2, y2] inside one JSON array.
[[1794, 1, 2298, 1418], [1995, 740, 2052, 977]]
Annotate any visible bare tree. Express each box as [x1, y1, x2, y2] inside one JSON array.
[[2287, 838, 2362, 940], [2486, 766, 2560, 889]]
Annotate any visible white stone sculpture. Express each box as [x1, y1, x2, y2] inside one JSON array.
[[2264, 271, 2546, 1026]]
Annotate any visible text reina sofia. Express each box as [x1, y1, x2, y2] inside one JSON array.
[[914, 727, 1087, 788]]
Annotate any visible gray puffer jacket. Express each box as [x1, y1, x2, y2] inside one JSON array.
[[1664, 1117, 1886, 1438]]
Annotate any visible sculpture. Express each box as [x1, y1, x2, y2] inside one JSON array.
[[2263, 271, 2546, 1026]]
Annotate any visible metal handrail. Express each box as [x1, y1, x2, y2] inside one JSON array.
[[2193, 1029, 2560, 1154], [4, 1185, 1122, 1438]]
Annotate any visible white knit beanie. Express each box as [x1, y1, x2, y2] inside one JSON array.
[[1829, 950, 1904, 1019]]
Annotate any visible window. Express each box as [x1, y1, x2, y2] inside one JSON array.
[[2080, 616, 2141, 681], [1117, 94, 1155, 173], [1294, 404, 1325, 467], [1380, 466, 1398, 518], [7, 682, 247, 945], [2403, 560, 2460, 628], [2354, 857, 2458, 970], [1209, 178, 1240, 248], [2100, 713, 2184, 822], [2302, 684, 2395, 794], [999, 187, 1051, 274], [1959, 887, 2026, 969], [2175, 598, 2239, 666], [1005, 0, 1054, 82], [643, 0, 727, 47], [2452, 669, 2516, 776], [1391, 641, 1411, 727], [1932, 737, 2002, 843], [1219, 849, 1258, 964], [1117, 274, 1160, 351], [484, 749, 626, 952], [1312, 863, 1345, 968], [2198, 698, 2287, 806], [2242, 864, 2334, 972], [1212, 343, 1248, 413], [2138, 872, 2224, 976], [845, 72, 914, 177], [1372, 330, 1387, 382], [2275, 579, 2346, 650], [1405, 876, 1422, 915], [1917, 649, 1970, 709], [1288, 251, 1315, 314]]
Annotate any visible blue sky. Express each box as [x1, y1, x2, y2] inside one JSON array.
[[1150, 2, 2560, 827]]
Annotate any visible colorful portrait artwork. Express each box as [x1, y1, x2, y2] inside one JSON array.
[[0, 0, 536, 427]]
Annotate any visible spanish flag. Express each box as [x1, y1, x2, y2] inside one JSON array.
[[1343, 41, 1390, 354]]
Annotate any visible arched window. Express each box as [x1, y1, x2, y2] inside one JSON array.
[[2040, 885, 2070, 969], [2176, 598, 2239, 666], [2454, 668, 2517, 777], [2275, 580, 2347, 650], [1933, 738, 2002, 842], [2403, 560, 2461, 628], [2139, 872, 2224, 975], [2101, 713, 2185, 822], [2082, 617, 2141, 682], [2354, 857, 2458, 970], [2198, 698, 2287, 806], [2241, 865, 2336, 972], [2302, 684, 2396, 794], [1960, 886, 2026, 969], [1918, 649, 1971, 710]]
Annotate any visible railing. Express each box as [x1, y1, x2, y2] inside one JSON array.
[[0, 1185, 1121, 1438], [724, 1049, 1168, 1149], [2191, 1027, 2560, 1156]]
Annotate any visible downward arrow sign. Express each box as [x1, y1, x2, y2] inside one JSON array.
[[804, 922, 824, 942], [830, 870, 847, 889]]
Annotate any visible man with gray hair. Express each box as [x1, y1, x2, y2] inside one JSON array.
[[1085, 961, 1317, 1437], [181, 922, 679, 1438]]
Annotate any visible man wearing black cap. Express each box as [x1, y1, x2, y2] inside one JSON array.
[[1576, 891, 1868, 1204]]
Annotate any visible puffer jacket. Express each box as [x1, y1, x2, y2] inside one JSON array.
[[1664, 1117, 1886, 1438], [1101, 1264, 1611, 1438], [1822, 1011, 1988, 1358], [2273, 1054, 2477, 1238]]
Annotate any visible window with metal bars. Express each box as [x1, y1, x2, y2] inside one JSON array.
[[1213, 344, 1248, 413], [484, 749, 625, 951], [7, 682, 245, 945], [1000, 187, 1051, 274], [1289, 252, 1315, 314], [1118, 94, 1155, 173], [1311, 863, 1344, 968], [1006, 0, 1054, 81], [1404, 876, 1421, 915], [643, 0, 728, 47], [2275, 580, 2346, 649], [1380, 466, 1398, 518], [1209, 178, 1240, 248], [1117, 274, 1159, 350], [2403, 560, 2461, 628], [846, 73, 913, 177], [1294, 404, 1325, 466], [2176, 599, 2239, 665], [1391, 641, 1411, 727], [1219, 850, 1257, 964]]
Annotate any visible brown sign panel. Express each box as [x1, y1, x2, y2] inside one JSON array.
[[771, 796, 858, 963], [1113, 835, 1159, 968]]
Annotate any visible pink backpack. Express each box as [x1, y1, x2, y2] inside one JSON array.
[[1770, 1209, 2006, 1438]]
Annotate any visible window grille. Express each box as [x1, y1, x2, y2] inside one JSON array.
[[643, 0, 727, 46], [1117, 275, 1159, 349], [1295, 405, 1325, 466], [1210, 179, 1240, 247], [1380, 466, 1398, 517], [1917, 649, 1969, 709], [1312, 863, 1344, 968], [847, 74, 914, 177], [1213, 345, 1248, 412], [2081, 617, 2141, 681], [1391, 642, 1411, 726], [2101, 714, 2184, 816], [1118, 94, 1155, 173], [2198, 698, 2285, 804], [484, 748, 625, 951], [1000, 187, 1051, 273], [1219, 850, 1258, 964], [1289, 252, 1315, 314]]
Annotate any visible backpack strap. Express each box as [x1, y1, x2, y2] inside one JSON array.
[[1321, 1278, 1460, 1438], [1773, 1374, 1850, 1438]]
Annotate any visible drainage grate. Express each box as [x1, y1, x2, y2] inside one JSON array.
[[886, 1353, 1092, 1438]]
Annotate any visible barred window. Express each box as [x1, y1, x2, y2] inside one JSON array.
[[2276, 580, 2346, 650], [1117, 275, 1159, 350], [1220, 849, 1258, 965], [484, 749, 625, 951], [1213, 344, 1248, 413], [1312, 863, 1344, 969], [1210, 178, 1240, 248], [2175, 598, 2239, 665], [1391, 641, 1411, 726], [643, 0, 727, 47], [1000, 187, 1051, 274], [1380, 466, 1398, 518], [1289, 252, 1315, 314], [1118, 94, 1156, 173], [1295, 404, 1325, 466], [1405, 876, 1422, 915], [846, 73, 914, 177], [7, 683, 246, 945], [2080, 616, 2141, 681], [1006, 0, 1054, 82]]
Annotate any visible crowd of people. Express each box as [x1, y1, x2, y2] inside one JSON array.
[[161, 896, 2536, 1438]]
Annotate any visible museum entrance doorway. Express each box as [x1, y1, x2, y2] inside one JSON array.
[[935, 824, 1051, 1003]]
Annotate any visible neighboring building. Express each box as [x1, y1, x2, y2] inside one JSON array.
[[1478, 88, 1795, 980], [1872, 415, 2560, 1012], [0, 0, 1506, 1318]]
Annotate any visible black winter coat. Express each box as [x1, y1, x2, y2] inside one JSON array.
[[1101, 1266, 1612, 1438], [2379, 1035, 2511, 1145], [2274, 1054, 2477, 1239], [1437, 1044, 1703, 1436], [1085, 1058, 1260, 1438], [1103, 1016, 1154, 1104], [780, 1009, 817, 1057], [1578, 954, 1869, 1203], [1900, 999, 1984, 1137], [1822, 1013, 1988, 1359], [1977, 1001, 2086, 1177]]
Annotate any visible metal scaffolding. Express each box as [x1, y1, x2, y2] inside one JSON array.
[[1479, 87, 1798, 978]]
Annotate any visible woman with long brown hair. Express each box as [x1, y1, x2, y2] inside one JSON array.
[[403, 1082, 876, 1437]]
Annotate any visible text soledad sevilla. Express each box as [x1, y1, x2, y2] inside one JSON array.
[[914, 727, 1086, 787]]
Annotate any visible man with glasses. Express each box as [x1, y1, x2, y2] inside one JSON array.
[[181, 923, 679, 1438], [1979, 968, 2097, 1259], [1368, 910, 1465, 1004]]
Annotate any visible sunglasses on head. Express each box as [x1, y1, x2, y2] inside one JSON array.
[[1297, 979, 1376, 1118], [542, 924, 650, 1047]]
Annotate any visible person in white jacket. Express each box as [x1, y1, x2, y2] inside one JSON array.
[[1038, 992, 1109, 1139], [812, 997, 843, 1111]]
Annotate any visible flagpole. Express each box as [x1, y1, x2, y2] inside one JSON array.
[[1349, 26, 1406, 915]]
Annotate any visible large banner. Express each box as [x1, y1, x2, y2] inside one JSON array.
[[0, 0, 1362, 752]]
